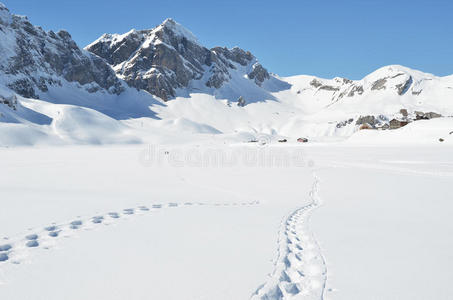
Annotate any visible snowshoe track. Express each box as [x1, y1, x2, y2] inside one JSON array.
[[252, 174, 327, 300]]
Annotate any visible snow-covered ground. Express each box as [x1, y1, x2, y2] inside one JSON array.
[[1, 143, 452, 299], [0, 144, 316, 299], [310, 146, 453, 300]]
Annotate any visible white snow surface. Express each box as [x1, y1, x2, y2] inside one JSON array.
[[0, 143, 452, 300]]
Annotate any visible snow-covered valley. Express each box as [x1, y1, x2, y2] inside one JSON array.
[[1, 145, 452, 299]]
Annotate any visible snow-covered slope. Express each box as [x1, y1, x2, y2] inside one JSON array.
[[279, 65, 453, 118]]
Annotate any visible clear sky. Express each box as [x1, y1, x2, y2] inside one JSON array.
[[2, 0, 452, 79]]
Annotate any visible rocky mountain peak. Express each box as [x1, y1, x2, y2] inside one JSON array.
[[86, 19, 270, 101], [159, 18, 199, 44]]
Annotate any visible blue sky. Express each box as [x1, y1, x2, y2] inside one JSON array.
[[2, 0, 452, 79]]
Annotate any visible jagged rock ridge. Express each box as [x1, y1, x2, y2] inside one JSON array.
[[0, 3, 123, 99], [86, 19, 270, 100]]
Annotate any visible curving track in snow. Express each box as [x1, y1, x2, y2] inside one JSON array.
[[251, 174, 327, 300], [0, 201, 259, 268]]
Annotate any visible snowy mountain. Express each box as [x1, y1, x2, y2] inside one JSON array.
[[0, 2, 161, 145], [0, 3, 122, 99], [277, 65, 453, 129], [85, 18, 288, 102], [0, 2, 452, 146]]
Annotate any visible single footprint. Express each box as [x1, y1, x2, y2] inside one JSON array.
[[108, 212, 120, 219], [70, 220, 83, 229], [45, 225, 58, 232], [152, 204, 162, 209], [123, 208, 134, 215], [92, 216, 104, 224], [26, 240, 39, 248], [48, 231, 59, 237], [0, 244, 12, 252], [0, 253, 8, 262], [26, 234, 38, 241], [139, 206, 150, 211]]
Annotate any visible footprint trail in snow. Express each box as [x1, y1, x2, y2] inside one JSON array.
[[0, 201, 259, 268], [252, 175, 327, 300]]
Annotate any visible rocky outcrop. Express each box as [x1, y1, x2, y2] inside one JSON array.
[[237, 96, 246, 107], [0, 94, 17, 110], [310, 79, 340, 91], [303, 66, 431, 109], [389, 119, 409, 129], [336, 118, 354, 128], [352, 109, 444, 131], [371, 78, 387, 91], [415, 111, 442, 120], [356, 115, 377, 126], [0, 4, 123, 99], [248, 63, 270, 86], [355, 115, 389, 128], [86, 19, 270, 101], [396, 76, 413, 95]]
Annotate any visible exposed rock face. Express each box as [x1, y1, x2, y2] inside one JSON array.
[[0, 4, 123, 99], [396, 76, 413, 95], [347, 84, 364, 97], [310, 79, 323, 88], [336, 118, 354, 129], [351, 109, 443, 131], [389, 119, 409, 129], [248, 63, 270, 86], [355, 115, 389, 128], [86, 19, 270, 100], [237, 96, 246, 107], [302, 66, 431, 110], [415, 111, 442, 120], [356, 115, 377, 126], [310, 78, 340, 91], [0, 94, 17, 110], [309, 77, 364, 103], [367, 69, 415, 96]]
